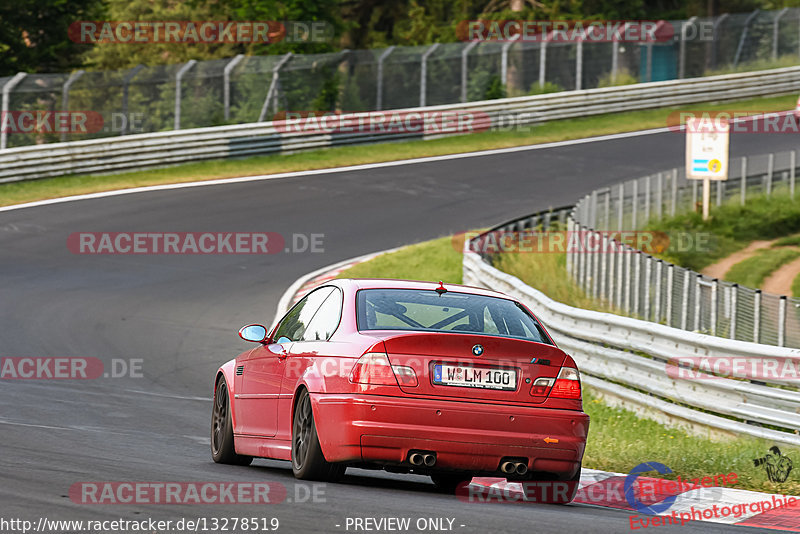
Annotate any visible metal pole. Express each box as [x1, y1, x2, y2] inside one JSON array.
[[671, 168, 678, 216], [753, 289, 762, 343], [60, 69, 85, 142], [624, 247, 632, 314], [693, 274, 702, 332], [223, 54, 244, 121], [734, 10, 761, 67], [681, 270, 690, 330], [616, 241, 624, 309], [741, 156, 747, 205], [610, 23, 630, 84], [461, 41, 479, 103], [0, 72, 27, 150], [792, 150, 796, 199], [710, 279, 718, 336], [539, 38, 548, 88], [767, 153, 774, 197], [174, 60, 197, 130], [716, 179, 723, 206], [604, 190, 610, 231], [258, 52, 292, 122], [654, 260, 663, 322], [666, 263, 674, 327], [501, 35, 520, 88], [633, 252, 641, 316], [679, 17, 697, 79], [121, 64, 144, 136], [632, 179, 638, 229], [575, 30, 585, 90], [420, 43, 440, 107], [645, 175, 651, 223], [646, 42, 653, 82], [566, 218, 573, 277], [618, 183, 624, 231], [375, 46, 395, 111], [774, 8, 789, 60], [643, 256, 651, 320], [730, 284, 738, 339], [779, 296, 787, 347], [656, 172, 663, 219], [608, 239, 615, 304]]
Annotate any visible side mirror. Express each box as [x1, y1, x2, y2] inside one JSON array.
[[238, 324, 268, 343]]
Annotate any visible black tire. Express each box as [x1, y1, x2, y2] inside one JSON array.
[[430, 474, 471, 494], [211, 377, 253, 466], [291, 389, 344, 481]]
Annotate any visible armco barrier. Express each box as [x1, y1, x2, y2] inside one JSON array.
[[465, 209, 800, 445], [3, 66, 800, 183]]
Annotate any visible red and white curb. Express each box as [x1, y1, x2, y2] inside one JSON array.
[[275, 255, 799, 532], [472, 469, 800, 531]]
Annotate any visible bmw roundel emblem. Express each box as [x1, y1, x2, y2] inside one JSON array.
[[472, 344, 484, 356]]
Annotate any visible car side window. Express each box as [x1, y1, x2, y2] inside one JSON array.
[[273, 287, 335, 342], [301, 288, 343, 342]]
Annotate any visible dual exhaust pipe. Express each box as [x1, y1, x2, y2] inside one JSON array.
[[408, 451, 436, 467], [500, 460, 528, 476]]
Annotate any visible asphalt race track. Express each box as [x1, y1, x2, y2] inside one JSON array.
[[1, 129, 794, 533]]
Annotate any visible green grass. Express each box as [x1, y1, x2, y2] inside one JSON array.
[[773, 234, 800, 247], [0, 94, 796, 208], [336, 235, 800, 494], [645, 189, 800, 272], [792, 272, 800, 298], [725, 248, 800, 288]]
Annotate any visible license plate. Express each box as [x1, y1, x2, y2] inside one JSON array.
[[432, 364, 517, 391]]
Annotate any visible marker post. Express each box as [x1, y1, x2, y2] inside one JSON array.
[[686, 117, 729, 220]]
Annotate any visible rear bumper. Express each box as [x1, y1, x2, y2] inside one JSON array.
[[311, 393, 589, 476]]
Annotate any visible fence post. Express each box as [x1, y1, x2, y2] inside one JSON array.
[[600, 235, 607, 300], [645, 41, 653, 82], [591, 190, 598, 229], [654, 260, 663, 322], [791, 150, 796, 199], [539, 39, 548, 88], [60, 69, 85, 142], [766, 153, 774, 197], [624, 248, 632, 314], [575, 31, 585, 90], [710, 279, 718, 336], [681, 270, 690, 330], [604, 190, 610, 231], [716, 179, 724, 206], [734, 10, 761, 66], [656, 172, 663, 219], [666, 263, 674, 327], [593, 232, 601, 298], [679, 17, 697, 79], [774, 8, 789, 60], [461, 41, 479, 103], [645, 175, 651, 223], [740, 156, 747, 205], [730, 283, 738, 339], [643, 256, 651, 320], [633, 252, 641, 316], [608, 240, 615, 305], [121, 64, 144, 136], [566, 217, 573, 278], [420, 43, 440, 107], [577, 225, 585, 288], [375, 46, 396, 111], [693, 274, 702, 332], [632, 179, 638, 229], [779, 295, 787, 347], [754, 289, 762, 343], [618, 183, 624, 231], [691, 179, 698, 208], [258, 52, 293, 122], [174, 59, 197, 130], [223, 54, 244, 121], [0, 72, 27, 150], [671, 168, 678, 216]]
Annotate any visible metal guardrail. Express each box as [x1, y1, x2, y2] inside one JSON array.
[[3, 66, 800, 183], [463, 242, 800, 446]]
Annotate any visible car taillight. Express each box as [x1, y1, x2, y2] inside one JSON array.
[[550, 367, 581, 399], [349, 352, 418, 387], [530, 377, 554, 397]]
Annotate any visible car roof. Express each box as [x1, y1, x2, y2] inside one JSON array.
[[335, 278, 513, 299]]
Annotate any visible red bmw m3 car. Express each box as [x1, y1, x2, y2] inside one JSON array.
[[211, 279, 589, 497]]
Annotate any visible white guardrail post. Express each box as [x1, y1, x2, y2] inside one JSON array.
[[1, 72, 27, 150]]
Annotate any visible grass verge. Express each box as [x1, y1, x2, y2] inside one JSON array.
[[335, 234, 800, 494], [1, 94, 796, 208], [725, 248, 800, 287]]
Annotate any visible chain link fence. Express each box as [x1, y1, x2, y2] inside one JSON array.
[[569, 148, 800, 347], [3, 8, 800, 149]]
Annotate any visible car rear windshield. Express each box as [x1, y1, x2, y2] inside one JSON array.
[[356, 288, 552, 344]]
